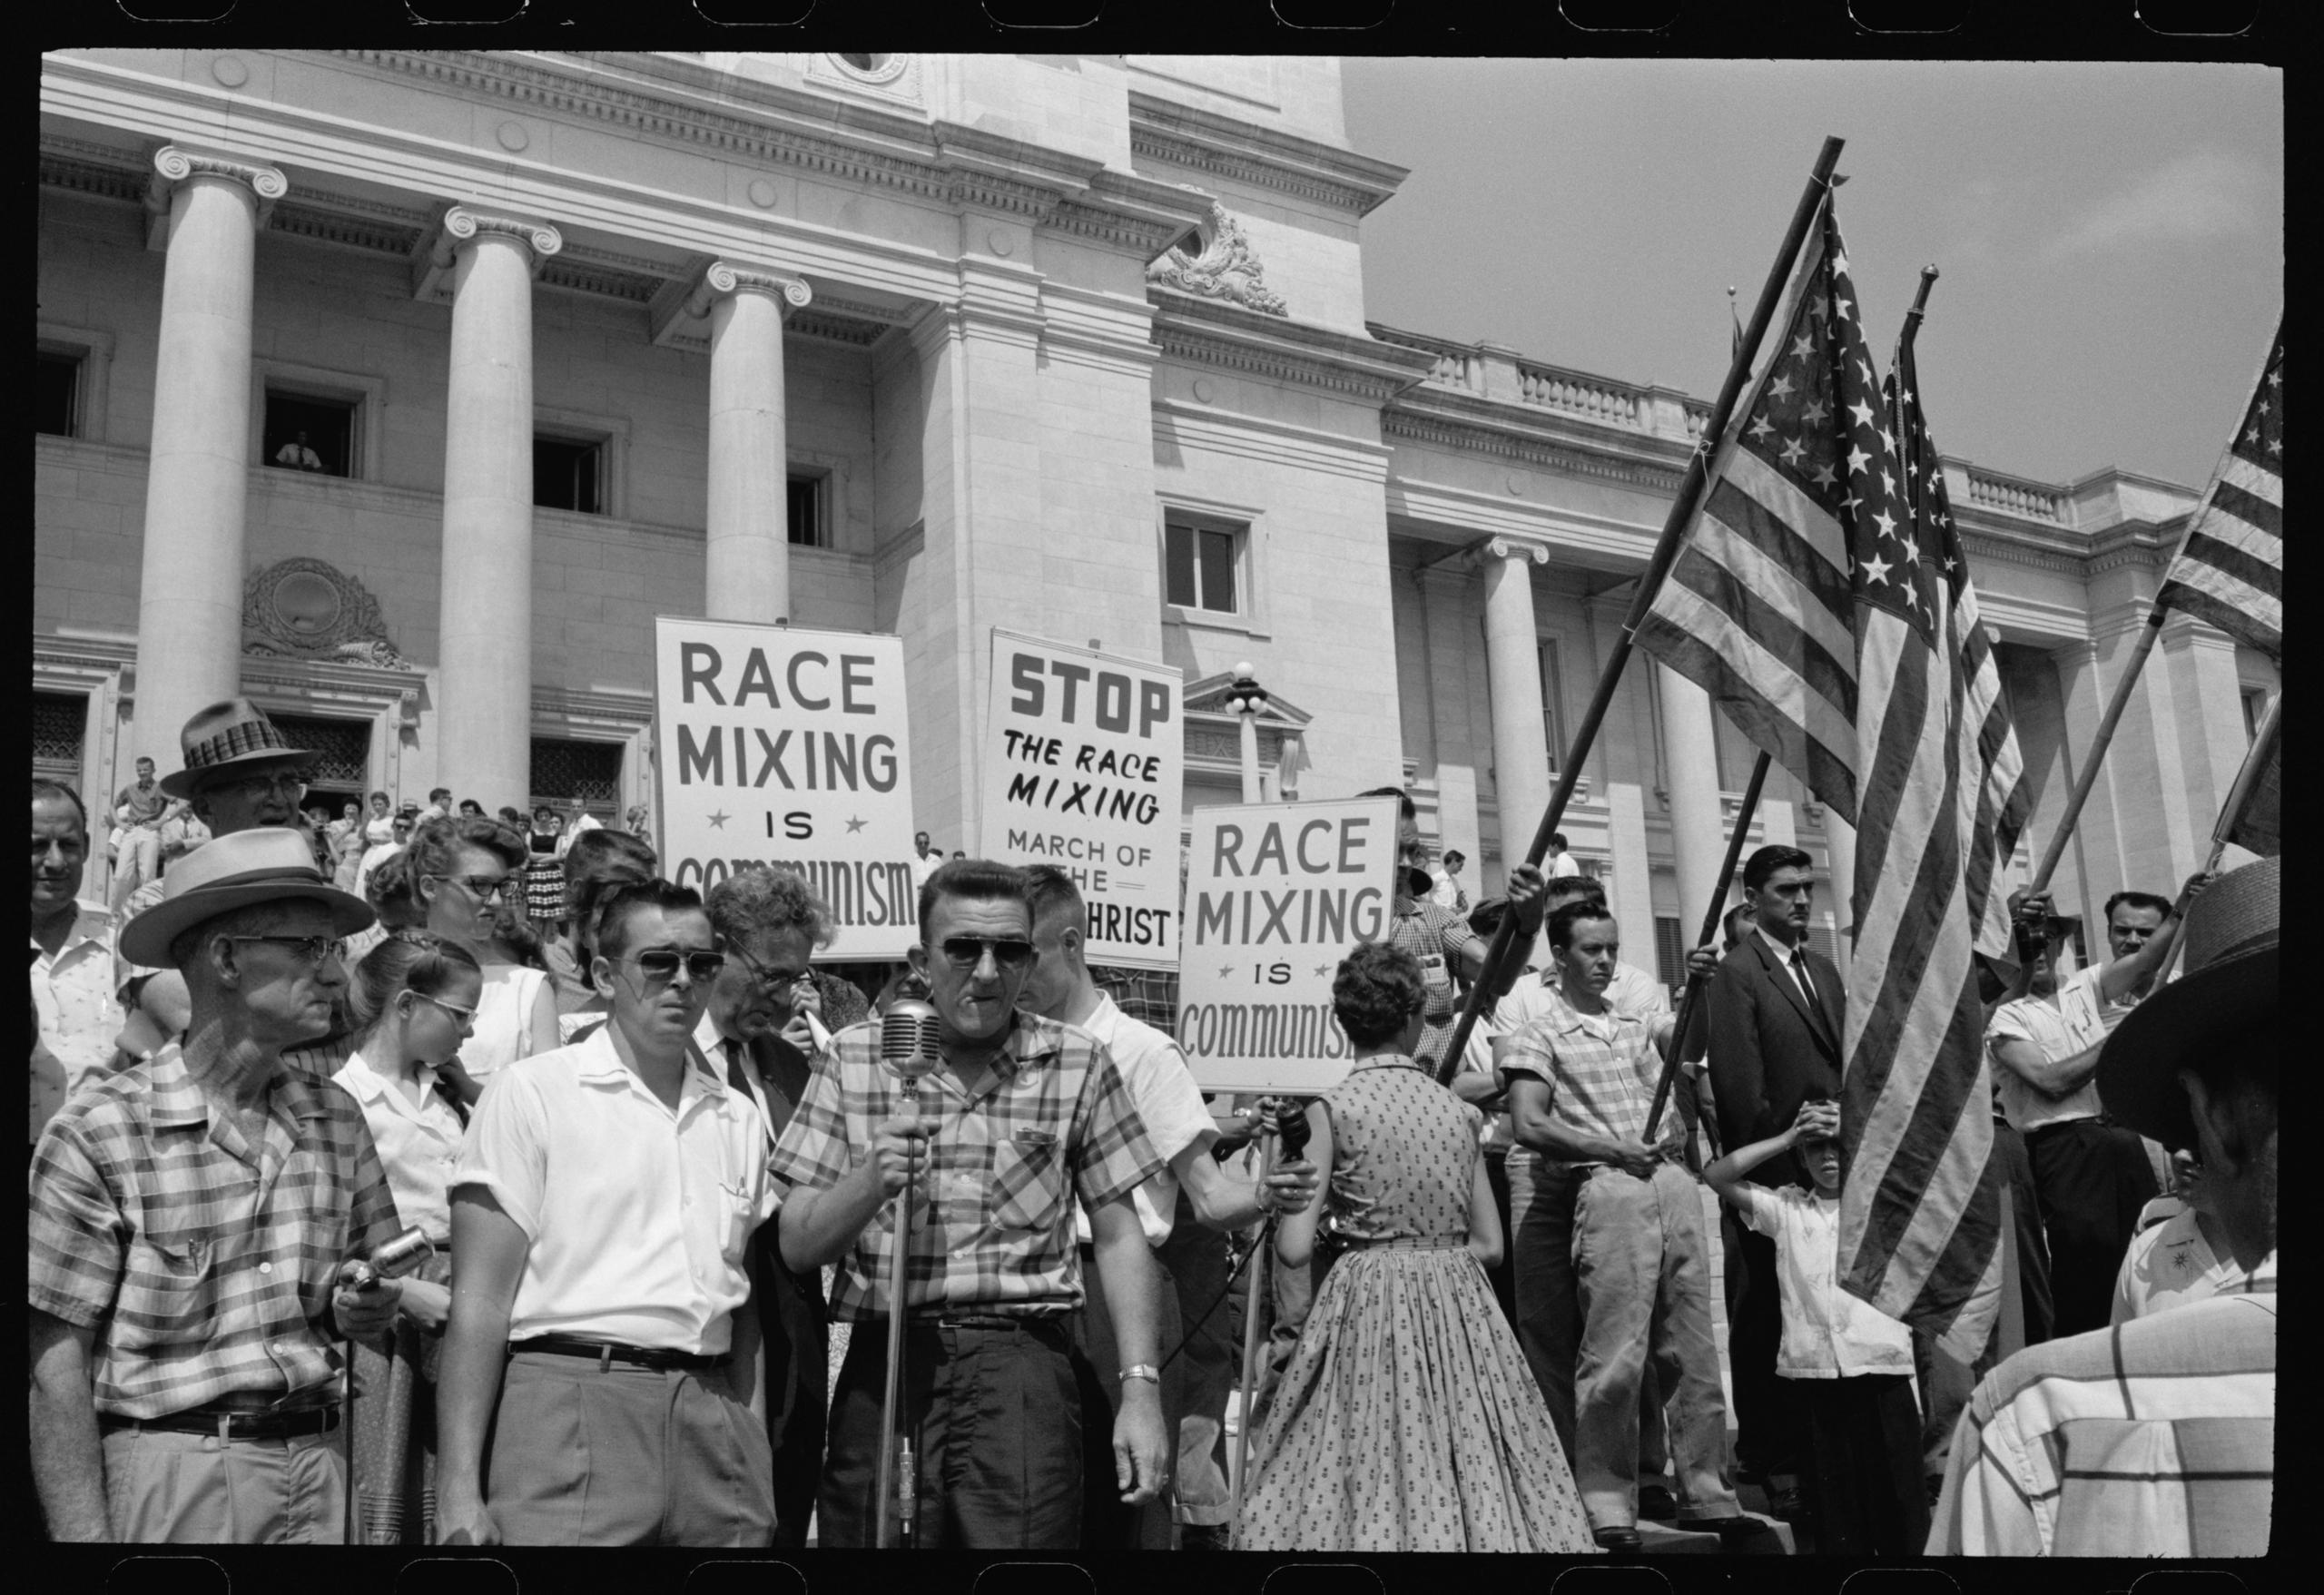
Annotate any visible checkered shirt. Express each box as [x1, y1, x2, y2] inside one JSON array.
[[1494, 988, 1673, 1165], [769, 1011, 1164, 1324], [26, 1042, 403, 1419], [1387, 897, 1481, 1069]]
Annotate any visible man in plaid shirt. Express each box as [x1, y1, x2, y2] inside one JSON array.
[[773, 860, 1172, 1549], [28, 827, 402, 1542]]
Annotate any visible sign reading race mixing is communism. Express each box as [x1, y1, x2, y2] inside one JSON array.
[[653, 617, 918, 960], [1176, 794, 1402, 1096], [979, 630, 1184, 972]]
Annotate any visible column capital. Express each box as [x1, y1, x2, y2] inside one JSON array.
[[145, 144, 287, 249], [699, 260, 812, 312], [414, 206, 563, 300], [1465, 534, 1551, 570]]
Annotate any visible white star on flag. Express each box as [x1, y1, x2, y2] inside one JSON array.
[[1862, 552, 1892, 584]]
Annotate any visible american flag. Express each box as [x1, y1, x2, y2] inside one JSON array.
[[2157, 328, 2282, 658]]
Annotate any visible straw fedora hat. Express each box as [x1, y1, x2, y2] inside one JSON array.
[[2095, 856, 2278, 1152], [158, 698, 316, 799], [119, 828, 376, 969]]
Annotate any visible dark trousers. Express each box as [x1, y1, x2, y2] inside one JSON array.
[[747, 1237, 829, 1548], [1727, 1223, 1797, 1476], [1482, 1147, 1518, 1329], [1794, 1374, 1929, 1556], [2026, 1117, 2160, 1337], [819, 1317, 1081, 1550], [1071, 1240, 1184, 1549]]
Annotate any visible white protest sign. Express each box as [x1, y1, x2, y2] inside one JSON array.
[[1176, 795, 1402, 1095], [980, 630, 1184, 971], [653, 616, 919, 960]]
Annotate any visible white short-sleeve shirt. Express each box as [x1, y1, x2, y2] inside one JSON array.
[[461, 963, 549, 1079], [31, 902, 124, 1109], [1731, 1179, 1915, 1378], [335, 1046, 465, 1245], [2112, 1204, 2244, 1326], [450, 1026, 774, 1354], [1072, 992, 1216, 1247]]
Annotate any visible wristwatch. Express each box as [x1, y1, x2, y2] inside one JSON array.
[[1118, 1363, 1160, 1384]]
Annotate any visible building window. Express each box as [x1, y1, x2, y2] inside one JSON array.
[[530, 737, 624, 818], [265, 714, 372, 803], [36, 350, 83, 438], [32, 692, 85, 788], [1165, 515, 1241, 614], [535, 436, 606, 515], [263, 390, 356, 478], [1653, 914, 1686, 995], [2242, 687, 2271, 743], [788, 475, 826, 547], [1538, 639, 1566, 771]]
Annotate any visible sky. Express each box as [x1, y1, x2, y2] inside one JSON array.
[[1341, 59, 2281, 490]]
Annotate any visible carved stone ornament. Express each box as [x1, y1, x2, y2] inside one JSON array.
[[242, 557, 415, 669], [1147, 203, 1289, 317]]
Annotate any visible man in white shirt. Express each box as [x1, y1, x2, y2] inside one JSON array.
[[2111, 1152, 2242, 1325], [1545, 831, 1583, 880], [354, 812, 413, 901], [1018, 865, 1316, 1550], [273, 431, 323, 470], [31, 781, 122, 1143], [696, 865, 839, 1548], [1985, 875, 2207, 1335], [435, 880, 776, 1547], [1429, 849, 1470, 913], [911, 831, 942, 890]]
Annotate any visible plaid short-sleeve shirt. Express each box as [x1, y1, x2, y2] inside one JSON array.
[[1388, 898, 1482, 1069], [1494, 989, 1673, 1164], [26, 1043, 403, 1419], [769, 1011, 1163, 1324]]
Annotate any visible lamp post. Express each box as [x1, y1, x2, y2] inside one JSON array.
[[1225, 661, 1269, 803]]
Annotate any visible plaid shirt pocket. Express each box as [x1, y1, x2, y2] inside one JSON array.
[[114, 1233, 216, 1354], [990, 1132, 1066, 1231]]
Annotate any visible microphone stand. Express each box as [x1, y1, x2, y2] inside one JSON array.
[[873, 1051, 930, 1549], [1226, 1118, 1277, 1540]]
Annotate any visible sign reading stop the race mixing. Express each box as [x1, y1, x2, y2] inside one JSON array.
[[653, 616, 919, 960], [1176, 795, 1402, 1096], [979, 630, 1184, 971]]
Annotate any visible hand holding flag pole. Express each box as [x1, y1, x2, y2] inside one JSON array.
[[1644, 749, 1770, 1141]]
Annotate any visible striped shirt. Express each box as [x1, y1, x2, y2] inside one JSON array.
[[1387, 897, 1480, 1070], [1928, 1254, 2274, 1557], [1493, 989, 1675, 1165], [26, 1042, 403, 1419], [769, 1011, 1163, 1325]]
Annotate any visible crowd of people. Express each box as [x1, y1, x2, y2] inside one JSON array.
[[28, 697, 2275, 1554]]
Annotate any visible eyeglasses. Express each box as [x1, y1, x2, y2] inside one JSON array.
[[936, 936, 1037, 970], [727, 941, 807, 994], [435, 873, 509, 901], [222, 934, 343, 969], [625, 949, 727, 985], [229, 773, 309, 802], [414, 991, 478, 1029]]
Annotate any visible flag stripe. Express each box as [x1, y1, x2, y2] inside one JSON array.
[[2155, 329, 2281, 660], [1632, 608, 1862, 822], [2206, 479, 2280, 542], [1720, 448, 1856, 581], [2167, 535, 2280, 597], [1691, 475, 1858, 640], [2159, 585, 2281, 651], [1667, 532, 1859, 715]]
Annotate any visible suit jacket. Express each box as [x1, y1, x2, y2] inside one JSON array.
[[1707, 930, 1844, 1186]]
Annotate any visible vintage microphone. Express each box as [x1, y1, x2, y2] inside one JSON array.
[[340, 1226, 437, 1545], [873, 997, 943, 1550]]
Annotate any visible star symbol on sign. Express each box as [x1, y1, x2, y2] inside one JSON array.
[[1848, 398, 1876, 430], [1315, 964, 1334, 979], [1791, 331, 1816, 360], [1220, 966, 1236, 980], [706, 810, 731, 830], [1768, 372, 1796, 401], [845, 815, 867, 833], [1862, 553, 1893, 585], [1780, 435, 1808, 467]]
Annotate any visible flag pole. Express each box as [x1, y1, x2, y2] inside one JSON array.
[[2022, 316, 2283, 902], [1644, 747, 1770, 1139], [1434, 133, 1846, 1087], [2148, 690, 2280, 988]]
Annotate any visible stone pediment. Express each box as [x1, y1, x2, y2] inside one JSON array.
[[1183, 671, 1313, 727], [242, 556, 414, 669]]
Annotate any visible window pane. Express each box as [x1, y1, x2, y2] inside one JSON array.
[[35, 354, 79, 438], [534, 438, 602, 514], [1653, 915, 1684, 992], [1539, 641, 1564, 769], [1198, 528, 1236, 613], [1164, 522, 1197, 608], [787, 478, 822, 546], [263, 392, 356, 478]]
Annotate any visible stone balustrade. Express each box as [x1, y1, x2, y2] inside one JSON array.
[[1516, 361, 1641, 426], [1963, 467, 2067, 522]]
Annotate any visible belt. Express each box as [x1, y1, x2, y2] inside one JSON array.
[[507, 1335, 731, 1373], [909, 1311, 1069, 1335], [102, 1405, 341, 1441]]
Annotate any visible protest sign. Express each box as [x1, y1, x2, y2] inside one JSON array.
[[1176, 794, 1402, 1095], [980, 630, 1185, 971], [653, 616, 919, 960]]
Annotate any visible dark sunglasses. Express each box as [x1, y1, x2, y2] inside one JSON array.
[[937, 935, 1036, 970], [625, 949, 727, 984]]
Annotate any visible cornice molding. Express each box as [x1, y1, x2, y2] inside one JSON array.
[[1149, 290, 1433, 404], [1126, 90, 1406, 217], [1383, 408, 1689, 497]]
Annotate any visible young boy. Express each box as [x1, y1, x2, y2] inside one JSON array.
[[1702, 1100, 1929, 1555]]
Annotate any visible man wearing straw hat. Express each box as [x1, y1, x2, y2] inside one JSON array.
[[28, 829, 404, 1542], [1929, 857, 2276, 1557]]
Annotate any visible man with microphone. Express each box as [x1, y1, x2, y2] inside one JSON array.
[[772, 859, 1173, 1550]]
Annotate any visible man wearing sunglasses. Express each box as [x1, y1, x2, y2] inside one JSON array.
[[435, 880, 779, 1547], [31, 828, 400, 1542], [773, 859, 1173, 1550]]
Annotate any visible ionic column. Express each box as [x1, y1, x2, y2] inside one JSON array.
[[1472, 537, 1553, 860], [1656, 662, 1728, 940], [132, 146, 286, 766], [434, 208, 562, 811], [694, 262, 812, 622]]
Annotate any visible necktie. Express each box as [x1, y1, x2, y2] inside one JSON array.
[[1790, 949, 1820, 1012]]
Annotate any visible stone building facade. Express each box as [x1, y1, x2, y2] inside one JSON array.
[[34, 50, 2279, 984]]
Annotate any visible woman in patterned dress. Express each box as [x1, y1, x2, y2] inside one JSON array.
[[1235, 941, 1597, 1553]]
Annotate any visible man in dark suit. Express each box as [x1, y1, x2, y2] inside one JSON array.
[[1707, 843, 1844, 1510], [697, 867, 837, 1547]]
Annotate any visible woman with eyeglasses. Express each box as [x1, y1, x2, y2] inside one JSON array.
[[333, 932, 478, 1543], [398, 815, 558, 1079]]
